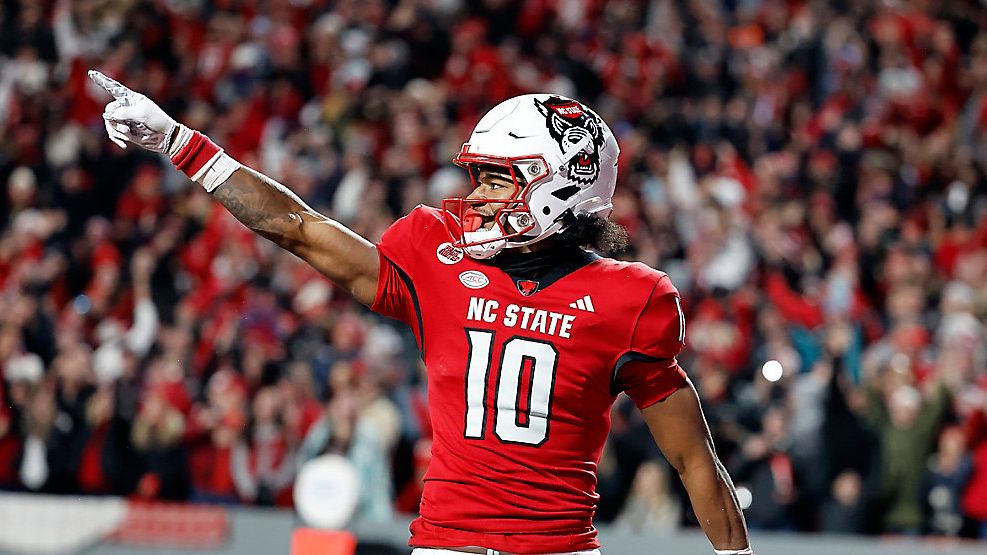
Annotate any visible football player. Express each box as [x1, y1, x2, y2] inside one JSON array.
[[90, 70, 752, 555]]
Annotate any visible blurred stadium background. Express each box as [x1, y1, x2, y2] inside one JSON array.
[[1, 0, 987, 553]]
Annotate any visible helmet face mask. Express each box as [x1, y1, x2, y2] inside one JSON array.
[[442, 152, 549, 258], [443, 94, 619, 259]]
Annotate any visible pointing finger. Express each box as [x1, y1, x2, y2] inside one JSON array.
[[88, 70, 133, 100]]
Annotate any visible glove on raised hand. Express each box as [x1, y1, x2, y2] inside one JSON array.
[[89, 70, 239, 192], [89, 70, 180, 153]]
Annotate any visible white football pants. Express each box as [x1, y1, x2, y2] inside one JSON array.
[[412, 549, 601, 555]]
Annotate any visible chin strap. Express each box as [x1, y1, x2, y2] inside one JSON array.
[[463, 227, 507, 259], [557, 209, 577, 230]]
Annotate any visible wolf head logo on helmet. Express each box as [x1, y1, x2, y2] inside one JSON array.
[[443, 93, 620, 260], [534, 97, 606, 187]]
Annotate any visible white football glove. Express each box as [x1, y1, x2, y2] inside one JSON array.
[[89, 69, 238, 192], [88, 70, 180, 153]]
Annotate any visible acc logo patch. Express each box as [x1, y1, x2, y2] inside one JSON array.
[[459, 270, 489, 289], [436, 242, 464, 265]]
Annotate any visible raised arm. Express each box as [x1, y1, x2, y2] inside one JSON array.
[[89, 70, 379, 305], [209, 168, 379, 304], [641, 380, 752, 554]]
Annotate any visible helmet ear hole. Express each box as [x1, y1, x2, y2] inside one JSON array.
[[542, 207, 551, 215]]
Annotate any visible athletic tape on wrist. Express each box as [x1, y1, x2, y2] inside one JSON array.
[[170, 130, 217, 176], [167, 124, 193, 159], [193, 152, 241, 193], [169, 127, 241, 193]]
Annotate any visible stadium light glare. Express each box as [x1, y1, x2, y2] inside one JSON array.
[[761, 360, 783, 382], [736, 486, 753, 510]]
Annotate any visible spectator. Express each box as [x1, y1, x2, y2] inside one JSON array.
[[298, 363, 395, 523], [186, 368, 246, 504], [46, 341, 95, 493], [731, 405, 798, 531], [923, 425, 972, 536], [231, 386, 296, 507], [130, 387, 188, 500], [963, 394, 987, 538], [92, 248, 159, 383], [868, 380, 950, 534], [77, 384, 114, 494], [613, 460, 681, 534], [0, 377, 16, 487], [2, 350, 43, 490], [820, 352, 880, 533], [16, 385, 55, 492], [820, 470, 868, 534]]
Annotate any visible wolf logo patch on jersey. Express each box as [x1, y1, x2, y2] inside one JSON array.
[[535, 96, 606, 186], [517, 279, 539, 296]]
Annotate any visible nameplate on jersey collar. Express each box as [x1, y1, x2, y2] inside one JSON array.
[[516, 279, 539, 296]]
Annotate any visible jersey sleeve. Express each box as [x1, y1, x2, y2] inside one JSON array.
[[374, 205, 442, 273], [614, 274, 687, 409], [370, 206, 443, 342], [371, 254, 419, 328]]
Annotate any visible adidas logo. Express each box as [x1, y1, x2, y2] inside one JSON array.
[[569, 295, 595, 312]]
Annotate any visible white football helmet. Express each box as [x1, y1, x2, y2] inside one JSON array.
[[442, 93, 619, 259]]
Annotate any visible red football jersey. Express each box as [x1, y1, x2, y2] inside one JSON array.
[[372, 206, 687, 554]]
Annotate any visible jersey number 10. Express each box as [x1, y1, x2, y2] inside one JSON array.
[[463, 329, 559, 446]]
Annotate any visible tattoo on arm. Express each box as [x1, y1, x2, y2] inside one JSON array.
[[206, 165, 379, 305], [211, 167, 313, 238]]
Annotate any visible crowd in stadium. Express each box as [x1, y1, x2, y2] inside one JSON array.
[[1, 0, 987, 540]]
